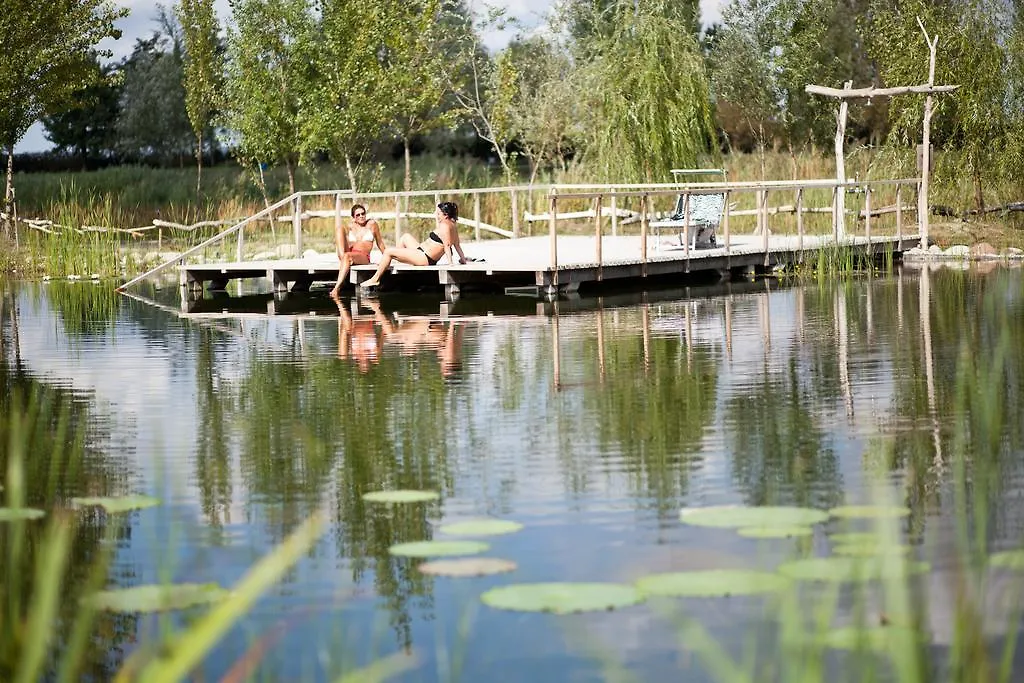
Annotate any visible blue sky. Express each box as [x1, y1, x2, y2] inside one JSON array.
[[16, 0, 726, 153]]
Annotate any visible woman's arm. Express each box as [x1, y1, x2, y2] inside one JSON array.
[[370, 220, 387, 253], [450, 227, 467, 265]]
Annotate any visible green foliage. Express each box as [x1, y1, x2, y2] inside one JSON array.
[[177, 0, 224, 192], [575, 0, 718, 181], [221, 0, 318, 193], [39, 53, 122, 161]]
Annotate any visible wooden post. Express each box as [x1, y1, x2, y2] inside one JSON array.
[[831, 186, 839, 242], [864, 185, 872, 246], [896, 183, 904, 245], [549, 191, 558, 287], [640, 194, 649, 278], [723, 190, 731, 255], [393, 193, 401, 244], [236, 223, 244, 262], [511, 189, 520, 238], [473, 193, 482, 241], [293, 194, 303, 255], [594, 195, 603, 280], [683, 192, 691, 261], [610, 190, 618, 237], [761, 189, 770, 254], [918, 17, 938, 250], [834, 80, 852, 240], [796, 187, 804, 255]]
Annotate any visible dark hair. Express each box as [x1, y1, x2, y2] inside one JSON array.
[[437, 201, 458, 221], [351, 203, 366, 218]]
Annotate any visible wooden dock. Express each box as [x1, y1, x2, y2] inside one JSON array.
[[178, 233, 918, 297]]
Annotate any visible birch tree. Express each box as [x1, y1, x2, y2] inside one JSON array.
[[221, 0, 316, 194], [177, 0, 224, 195], [0, 0, 126, 236]]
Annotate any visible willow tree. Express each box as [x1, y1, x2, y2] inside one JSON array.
[[221, 0, 316, 195], [0, 0, 126, 236], [177, 0, 223, 196], [574, 0, 717, 182], [867, 0, 1011, 211]]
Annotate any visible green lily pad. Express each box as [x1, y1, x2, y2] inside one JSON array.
[[438, 519, 523, 537], [388, 540, 489, 558], [362, 490, 440, 504], [829, 505, 911, 520], [737, 525, 813, 539], [85, 583, 227, 613], [418, 558, 517, 577], [636, 569, 790, 598], [680, 505, 829, 529], [990, 550, 1024, 570], [777, 556, 930, 583], [833, 543, 910, 558], [0, 508, 45, 521], [71, 495, 161, 513], [821, 626, 923, 651], [481, 582, 644, 614]]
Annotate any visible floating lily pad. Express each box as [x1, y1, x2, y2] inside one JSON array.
[[636, 569, 790, 598], [85, 583, 227, 613], [829, 505, 911, 520], [833, 543, 910, 558], [71, 495, 160, 513], [0, 508, 45, 521], [820, 626, 923, 651], [777, 556, 930, 583], [737, 525, 813, 539], [989, 550, 1024, 570], [388, 540, 489, 558], [481, 582, 644, 614], [680, 505, 829, 529], [362, 490, 439, 504], [438, 519, 523, 537], [418, 558, 517, 577]]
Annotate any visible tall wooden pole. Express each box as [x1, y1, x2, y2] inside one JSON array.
[[834, 80, 852, 240], [918, 17, 938, 250]]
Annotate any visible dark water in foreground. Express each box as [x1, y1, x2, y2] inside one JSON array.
[[2, 264, 1024, 681]]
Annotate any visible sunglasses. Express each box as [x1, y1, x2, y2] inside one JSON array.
[[354, 212, 366, 217]]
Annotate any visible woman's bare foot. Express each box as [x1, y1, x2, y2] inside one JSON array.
[[330, 286, 342, 298], [360, 279, 379, 289]]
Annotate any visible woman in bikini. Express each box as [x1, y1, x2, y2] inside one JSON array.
[[359, 201, 467, 290], [330, 204, 387, 297]]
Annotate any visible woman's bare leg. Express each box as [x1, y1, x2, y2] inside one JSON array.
[[399, 233, 419, 249], [331, 252, 369, 296], [361, 247, 428, 287]]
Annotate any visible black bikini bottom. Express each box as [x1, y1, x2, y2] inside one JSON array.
[[418, 247, 439, 266]]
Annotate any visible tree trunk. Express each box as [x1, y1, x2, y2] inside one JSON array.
[[345, 154, 358, 195], [4, 146, 13, 240], [195, 130, 203, 198], [286, 159, 296, 195], [973, 167, 985, 212]]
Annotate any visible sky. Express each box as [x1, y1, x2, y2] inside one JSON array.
[[15, 0, 727, 153]]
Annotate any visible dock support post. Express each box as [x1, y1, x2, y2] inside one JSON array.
[[796, 187, 804, 260], [683, 192, 691, 270], [474, 194, 482, 241], [896, 184, 903, 248], [549, 190, 558, 288], [293, 195, 303, 256], [640, 193, 648, 278], [594, 195, 603, 281]]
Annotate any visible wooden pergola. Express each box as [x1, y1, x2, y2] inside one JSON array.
[[805, 18, 959, 248]]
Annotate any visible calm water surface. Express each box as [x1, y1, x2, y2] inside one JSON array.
[[3, 264, 1024, 681]]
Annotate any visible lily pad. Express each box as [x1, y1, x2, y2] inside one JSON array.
[[71, 495, 161, 513], [636, 569, 790, 598], [833, 543, 910, 558], [737, 525, 813, 539], [820, 626, 923, 651], [85, 583, 227, 613], [777, 556, 930, 583], [418, 558, 518, 577], [0, 508, 45, 521], [438, 519, 523, 537], [362, 490, 439, 504], [388, 540, 489, 558], [481, 582, 644, 614], [680, 505, 828, 529], [989, 550, 1024, 570], [829, 505, 911, 520]]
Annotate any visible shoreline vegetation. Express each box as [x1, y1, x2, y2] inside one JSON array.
[[1, 152, 1022, 282]]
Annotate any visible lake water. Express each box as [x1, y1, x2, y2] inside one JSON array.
[[2, 263, 1024, 682]]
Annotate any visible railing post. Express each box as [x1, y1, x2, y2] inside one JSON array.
[[511, 189, 520, 238], [236, 224, 244, 262], [473, 193, 482, 241], [393, 193, 401, 244], [293, 194, 303, 256], [796, 187, 804, 255], [640, 193, 648, 278], [723, 190, 731, 255], [594, 195, 603, 280], [610, 190, 618, 237], [683, 192, 691, 262], [831, 186, 839, 243], [864, 185, 872, 245], [762, 189, 769, 254], [549, 191, 558, 288], [896, 183, 903, 246]]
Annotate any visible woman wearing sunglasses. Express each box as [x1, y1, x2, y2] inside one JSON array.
[[330, 204, 388, 297], [359, 201, 467, 290]]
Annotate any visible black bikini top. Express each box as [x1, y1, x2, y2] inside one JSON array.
[[428, 231, 443, 244]]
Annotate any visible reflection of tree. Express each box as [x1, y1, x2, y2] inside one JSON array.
[[578, 308, 721, 516], [0, 286, 136, 681], [43, 282, 122, 340], [725, 357, 842, 510], [194, 328, 233, 535]]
